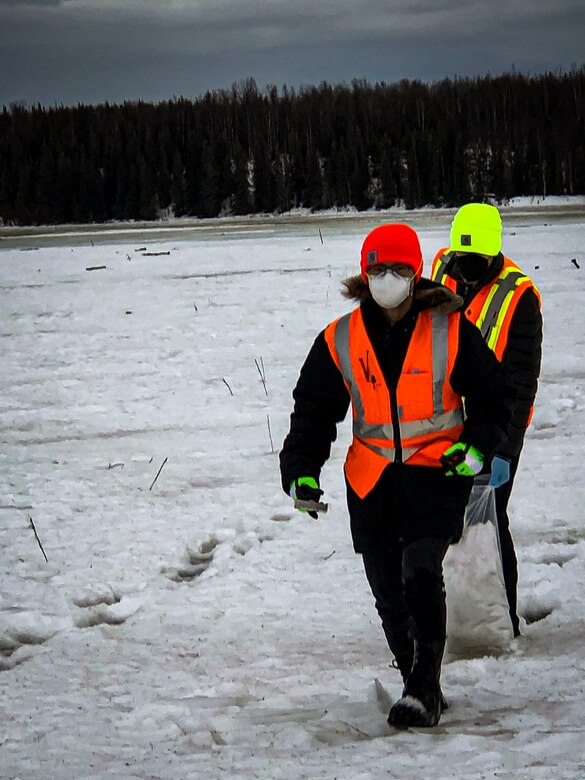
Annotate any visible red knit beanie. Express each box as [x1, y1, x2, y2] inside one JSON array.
[[360, 223, 423, 281]]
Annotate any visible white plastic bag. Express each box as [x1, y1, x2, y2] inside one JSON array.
[[443, 476, 514, 657]]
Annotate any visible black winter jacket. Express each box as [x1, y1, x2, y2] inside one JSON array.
[[450, 253, 542, 458], [280, 278, 515, 551]]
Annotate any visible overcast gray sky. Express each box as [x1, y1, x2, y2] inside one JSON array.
[[1, 0, 584, 108]]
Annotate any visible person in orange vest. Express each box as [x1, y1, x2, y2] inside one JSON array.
[[431, 203, 543, 638], [280, 223, 512, 728]]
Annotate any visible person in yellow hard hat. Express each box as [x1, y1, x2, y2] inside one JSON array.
[[280, 223, 513, 728], [431, 203, 543, 637]]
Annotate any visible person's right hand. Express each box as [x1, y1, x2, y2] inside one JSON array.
[[290, 477, 325, 519]]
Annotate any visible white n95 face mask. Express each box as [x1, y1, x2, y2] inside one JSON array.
[[368, 270, 412, 309]]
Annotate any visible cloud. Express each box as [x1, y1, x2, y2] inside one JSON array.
[[0, 0, 583, 107]]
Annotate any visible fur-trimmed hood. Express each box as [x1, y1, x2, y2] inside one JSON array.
[[342, 274, 463, 314]]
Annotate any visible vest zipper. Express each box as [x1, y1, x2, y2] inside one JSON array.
[[389, 385, 402, 463]]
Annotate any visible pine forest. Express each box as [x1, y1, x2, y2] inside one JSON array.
[[0, 69, 583, 226]]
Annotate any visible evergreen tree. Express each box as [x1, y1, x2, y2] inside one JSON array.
[[199, 141, 220, 218], [171, 152, 187, 217]]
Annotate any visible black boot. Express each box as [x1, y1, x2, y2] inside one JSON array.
[[388, 639, 444, 728], [392, 645, 414, 682], [393, 647, 448, 714]]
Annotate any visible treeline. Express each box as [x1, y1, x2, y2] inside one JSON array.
[[1, 69, 584, 226]]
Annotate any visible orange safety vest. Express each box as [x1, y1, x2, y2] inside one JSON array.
[[324, 307, 464, 499], [431, 248, 541, 362]]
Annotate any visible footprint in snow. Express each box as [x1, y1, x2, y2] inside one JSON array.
[[0, 609, 59, 671], [537, 549, 576, 567], [163, 528, 276, 583], [72, 585, 142, 628], [521, 604, 555, 625], [163, 535, 219, 582]]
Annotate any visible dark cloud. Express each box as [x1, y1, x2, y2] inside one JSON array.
[[0, 0, 63, 5], [0, 0, 583, 107]]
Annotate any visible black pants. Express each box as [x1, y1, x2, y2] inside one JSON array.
[[362, 536, 451, 674], [495, 454, 521, 637]]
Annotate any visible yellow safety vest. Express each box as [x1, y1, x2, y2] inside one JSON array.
[[431, 248, 541, 362]]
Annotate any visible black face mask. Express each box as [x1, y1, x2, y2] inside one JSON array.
[[449, 253, 491, 284]]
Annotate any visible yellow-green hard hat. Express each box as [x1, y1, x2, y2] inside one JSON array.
[[449, 203, 502, 256]]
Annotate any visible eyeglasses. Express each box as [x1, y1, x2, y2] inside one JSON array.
[[366, 264, 413, 280]]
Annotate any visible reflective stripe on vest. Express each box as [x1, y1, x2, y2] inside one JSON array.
[[326, 307, 464, 495], [431, 249, 541, 361]]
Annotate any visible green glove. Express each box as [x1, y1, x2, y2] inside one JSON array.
[[290, 477, 326, 519], [440, 442, 484, 477]]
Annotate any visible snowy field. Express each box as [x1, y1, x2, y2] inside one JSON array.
[[1, 210, 585, 779]]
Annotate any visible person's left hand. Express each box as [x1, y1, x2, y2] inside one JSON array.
[[440, 442, 484, 477]]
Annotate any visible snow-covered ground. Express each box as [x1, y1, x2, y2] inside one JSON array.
[[1, 211, 584, 779]]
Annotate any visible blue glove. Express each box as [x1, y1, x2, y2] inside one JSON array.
[[290, 477, 326, 519], [490, 455, 511, 487], [440, 442, 484, 477]]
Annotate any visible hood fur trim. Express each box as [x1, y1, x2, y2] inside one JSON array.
[[341, 274, 463, 313]]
